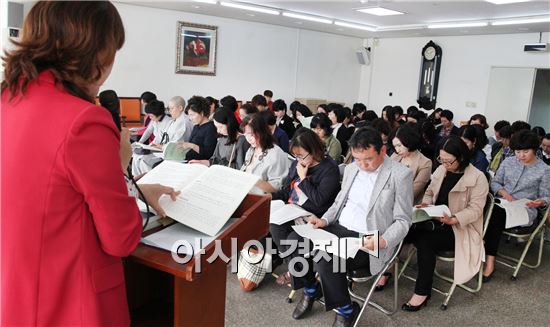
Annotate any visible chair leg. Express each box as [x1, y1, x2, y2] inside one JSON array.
[[440, 283, 457, 311], [398, 247, 416, 280], [497, 229, 545, 279], [287, 289, 296, 303]]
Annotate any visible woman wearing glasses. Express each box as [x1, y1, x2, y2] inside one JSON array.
[[240, 115, 290, 194], [402, 136, 488, 311]]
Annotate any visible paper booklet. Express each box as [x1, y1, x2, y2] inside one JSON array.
[[132, 142, 163, 152], [412, 205, 451, 223], [137, 161, 259, 236], [291, 224, 378, 259], [270, 200, 312, 225], [496, 198, 530, 229]]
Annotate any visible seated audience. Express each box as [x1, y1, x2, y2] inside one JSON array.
[[364, 110, 378, 124], [483, 130, 550, 281], [370, 118, 392, 149], [272, 99, 296, 139], [259, 110, 290, 153], [436, 109, 459, 138], [391, 123, 432, 204], [281, 127, 412, 325], [239, 103, 258, 122], [419, 119, 438, 166], [489, 125, 513, 173], [403, 136, 488, 311], [241, 116, 290, 194], [264, 89, 273, 110], [220, 94, 240, 123], [460, 125, 489, 172], [317, 104, 328, 115], [468, 114, 489, 130], [488, 120, 510, 147], [532, 126, 546, 143], [310, 113, 342, 163], [189, 107, 249, 169], [140, 91, 157, 127], [407, 110, 427, 124], [328, 105, 354, 156], [205, 96, 219, 120], [166, 96, 194, 143], [252, 94, 268, 112], [537, 133, 550, 165], [428, 107, 443, 126], [98, 89, 121, 130], [179, 96, 218, 161]]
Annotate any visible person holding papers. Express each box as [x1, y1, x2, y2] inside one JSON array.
[[483, 130, 550, 281], [180, 96, 218, 161], [286, 127, 412, 327], [402, 136, 488, 311], [1, 2, 178, 325], [240, 115, 290, 193], [166, 96, 194, 144]]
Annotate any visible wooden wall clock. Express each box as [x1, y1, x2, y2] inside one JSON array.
[[417, 40, 442, 110]]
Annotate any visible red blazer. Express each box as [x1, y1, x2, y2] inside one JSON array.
[[1, 71, 142, 326]]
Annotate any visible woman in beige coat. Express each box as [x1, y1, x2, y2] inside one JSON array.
[[402, 136, 488, 311]]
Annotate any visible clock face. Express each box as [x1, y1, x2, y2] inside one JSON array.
[[424, 46, 436, 60]]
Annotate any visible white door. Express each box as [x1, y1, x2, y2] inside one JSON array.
[[485, 67, 536, 136]]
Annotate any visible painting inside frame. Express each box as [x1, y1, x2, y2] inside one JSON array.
[[176, 21, 217, 75]]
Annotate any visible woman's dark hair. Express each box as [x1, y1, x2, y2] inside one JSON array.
[[393, 106, 404, 117], [440, 109, 454, 121], [420, 119, 436, 141], [532, 126, 546, 140], [2, 1, 125, 102], [290, 128, 326, 162], [468, 114, 489, 129], [331, 106, 347, 123], [145, 99, 166, 117], [494, 120, 510, 132], [395, 123, 422, 151], [364, 110, 378, 122], [499, 125, 513, 139], [140, 91, 156, 104], [310, 113, 333, 136], [263, 90, 273, 98], [289, 101, 302, 120], [439, 136, 471, 171], [213, 107, 240, 145], [297, 104, 313, 118], [187, 95, 210, 116], [251, 94, 267, 107], [241, 103, 258, 115], [407, 106, 419, 116], [240, 115, 274, 150], [511, 120, 531, 134], [370, 118, 392, 139], [327, 103, 343, 113], [349, 127, 384, 153], [460, 124, 488, 151], [272, 99, 287, 113], [317, 103, 328, 112], [220, 95, 238, 112], [352, 103, 367, 116], [258, 110, 277, 126], [98, 89, 121, 130], [205, 96, 219, 109], [510, 130, 540, 151], [409, 110, 427, 121]]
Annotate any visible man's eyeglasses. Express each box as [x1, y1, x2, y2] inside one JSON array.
[[295, 153, 310, 161], [437, 156, 456, 165]]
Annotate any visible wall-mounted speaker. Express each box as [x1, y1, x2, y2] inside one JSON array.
[[356, 47, 371, 65]]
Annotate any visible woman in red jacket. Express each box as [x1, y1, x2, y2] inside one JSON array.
[[1, 2, 177, 326]]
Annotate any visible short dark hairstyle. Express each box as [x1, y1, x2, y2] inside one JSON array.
[[544, 133, 550, 141], [240, 103, 258, 115], [468, 114, 489, 130], [251, 94, 267, 107], [220, 95, 238, 112], [349, 127, 384, 153], [370, 118, 391, 138], [421, 119, 436, 140], [272, 99, 287, 112], [511, 120, 531, 134], [145, 99, 165, 117], [393, 106, 404, 116], [440, 109, 454, 121], [352, 103, 367, 116], [258, 110, 277, 126], [460, 124, 488, 151], [331, 106, 347, 123], [263, 90, 273, 97], [140, 91, 156, 104], [240, 115, 274, 150], [213, 107, 239, 145], [187, 95, 210, 116], [409, 110, 427, 122], [499, 125, 512, 139], [494, 120, 510, 131], [439, 136, 471, 171], [296, 104, 313, 118], [532, 126, 546, 139], [407, 106, 419, 115], [327, 103, 343, 114], [98, 89, 121, 130], [289, 128, 326, 162], [310, 113, 333, 135], [364, 110, 378, 122], [317, 104, 328, 112], [395, 123, 422, 151], [510, 130, 540, 151], [205, 96, 219, 109]]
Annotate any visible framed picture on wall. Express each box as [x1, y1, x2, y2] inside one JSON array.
[[175, 21, 218, 75]]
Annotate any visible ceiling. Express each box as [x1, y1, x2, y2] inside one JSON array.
[[117, 0, 550, 38]]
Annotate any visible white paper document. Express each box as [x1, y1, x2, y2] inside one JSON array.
[[138, 161, 259, 236], [270, 200, 312, 225], [132, 142, 163, 152], [496, 198, 530, 229], [291, 224, 376, 259], [412, 205, 451, 223]]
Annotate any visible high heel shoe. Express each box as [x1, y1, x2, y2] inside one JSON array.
[[374, 272, 392, 292], [482, 271, 494, 283], [401, 295, 431, 312]]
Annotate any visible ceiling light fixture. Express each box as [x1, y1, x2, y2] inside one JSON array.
[[193, 0, 217, 4], [428, 21, 488, 29], [282, 12, 332, 24], [485, 0, 531, 4], [357, 7, 405, 16], [220, 2, 280, 15], [376, 24, 426, 31], [491, 16, 550, 25], [334, 21, 376, 31]]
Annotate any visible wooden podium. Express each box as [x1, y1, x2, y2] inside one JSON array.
[[125, 194, 270, 327]]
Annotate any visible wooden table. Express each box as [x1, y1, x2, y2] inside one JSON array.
[[125, 194, 270, 327]]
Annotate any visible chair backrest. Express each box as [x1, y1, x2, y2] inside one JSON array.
[[338, 163, 347, 181], [482, 193, 495, 236]]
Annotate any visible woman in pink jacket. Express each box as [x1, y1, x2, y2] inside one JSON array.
[[1, 2, 177, 326]]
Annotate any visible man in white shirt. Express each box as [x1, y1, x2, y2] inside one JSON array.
[[287, 127, 413, 327]]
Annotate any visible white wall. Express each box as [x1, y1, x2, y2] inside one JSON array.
[[358, 32, 550, 123], [103, 3, 363, 106], [529, 69, 550, 131]]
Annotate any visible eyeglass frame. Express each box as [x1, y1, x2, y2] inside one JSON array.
[[436, 155, 457, 165]]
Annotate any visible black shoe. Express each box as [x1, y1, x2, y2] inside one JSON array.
[[401, 295, 431, 312], [374, 272, 392, 292], [482, 271, 494, 283], [332, 302, 361, 327], [292, 286, 323, 320], [348, 267, 371, 282]]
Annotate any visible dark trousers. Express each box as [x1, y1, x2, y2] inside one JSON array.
[[270, 223, 370, 311], [407, 224, 455, 296], [484, 205, 506, 256]]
